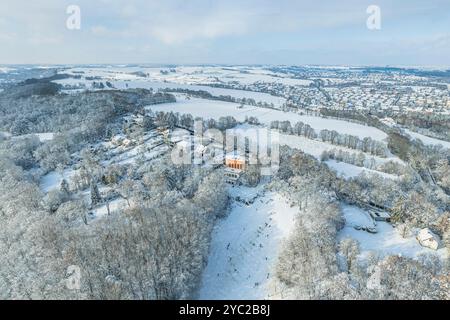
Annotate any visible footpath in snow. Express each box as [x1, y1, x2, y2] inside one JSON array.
[[199, 188, 298, 300]]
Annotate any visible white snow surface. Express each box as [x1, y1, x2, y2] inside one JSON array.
[[12, 132, 55, 142], [34, 132, 55, 142], [0, 67, 15, 73], [326, 160, 399, 180], [280, 134, 400, 179], [0, 131, 12, 138], [92, 198, 127, 219], [338, 205, 448, 260], [404, 129, 450, 149], [149, 96, 388, 141], [60, 65, 313, 88], [40, 168, 77, 193], [199, 189, 298, 300], [55, 67, 288, 108]]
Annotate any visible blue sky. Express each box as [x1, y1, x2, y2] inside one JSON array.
[[1, 0, 449, 66]]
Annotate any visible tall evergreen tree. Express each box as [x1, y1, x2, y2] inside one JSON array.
[[60, 179, 70, 195], [90, 180, 101, 206]]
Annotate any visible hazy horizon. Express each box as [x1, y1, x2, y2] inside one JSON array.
[[2, 63, 450, 70], [1, 0, 449, 66]]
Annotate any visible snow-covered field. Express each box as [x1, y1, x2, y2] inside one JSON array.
[[199, 189, 298, 300], [34, 132, 55, 142], [56, 78, 287, 108], [56, 65, 315, 109], [0, 131, 12, 138], [338, 205, 448, 261], [0, 67, 16, 73], [404, 129, 450, 149], [280, 133, 401, 179], [13, 132, 55, 142], [280, 133, 396, 163], [61, 65, 313, 87], [326, 160, 399, 179], [150, 96, 388, 141], [122, 81, 285, 107]]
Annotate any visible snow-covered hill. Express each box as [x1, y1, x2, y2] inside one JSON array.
[[199, 188, 298, 300]]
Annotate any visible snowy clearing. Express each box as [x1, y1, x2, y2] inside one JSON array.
[[338, 205, 448, 261], [280, 133, 398, 164], [91, 198, 127, 219], [199, 189, 298, 300], [40, 168, 78, 193], [11, 132, 55, 142], [326, 160, 399, 180], [404, 129, 450, 149], [0, 131, 12, 138], [280, 133, 400, 179]]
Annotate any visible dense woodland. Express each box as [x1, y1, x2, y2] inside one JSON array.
[[272, 147, 449, 299], [0, 86, 229, 299], [0, 153, 229, 299]]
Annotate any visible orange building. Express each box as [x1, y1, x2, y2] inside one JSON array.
[[225, 152, 245, 171]]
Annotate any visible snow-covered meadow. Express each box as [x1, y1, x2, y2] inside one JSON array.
[[404, 129, 450, 149], [56, 77, 287, 109], [149, 96, 388, 141], [338, 205, 448, 260], [60, 65, 313, 88], [199, 188, 298, 299]]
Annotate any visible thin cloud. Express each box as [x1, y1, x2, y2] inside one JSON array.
[[0, 0, 449, 65]]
